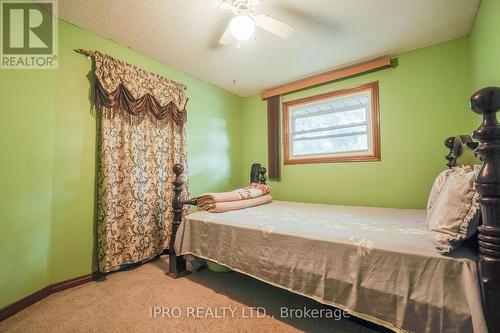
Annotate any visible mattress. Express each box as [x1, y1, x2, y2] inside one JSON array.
[[174, 200, 486, 333]]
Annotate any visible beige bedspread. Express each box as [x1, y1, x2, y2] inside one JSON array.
[[174, 200, 486, 333]]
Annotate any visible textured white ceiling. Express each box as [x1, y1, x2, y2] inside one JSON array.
[[52, 0, 480, 97]]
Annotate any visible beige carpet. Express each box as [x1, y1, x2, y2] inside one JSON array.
[[0, 256, 380, 333]]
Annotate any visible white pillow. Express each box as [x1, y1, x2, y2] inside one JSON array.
[[426, 168, 453, 213], [427, 165, 481, 254]]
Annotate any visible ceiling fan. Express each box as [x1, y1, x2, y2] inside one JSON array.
[[214, 0, 294, 46]]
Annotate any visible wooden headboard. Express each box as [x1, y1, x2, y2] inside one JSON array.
[[250, 163, 268, 184]]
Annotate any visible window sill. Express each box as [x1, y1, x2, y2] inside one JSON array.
[[284, 153, 381, 165]]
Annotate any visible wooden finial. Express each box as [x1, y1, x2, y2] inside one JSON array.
[[259, 166, 267, 184], [173, 163, 184, 176], [470, 87, 500, 117]]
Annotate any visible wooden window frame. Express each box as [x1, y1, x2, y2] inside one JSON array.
[[283, 82, 381, 165]]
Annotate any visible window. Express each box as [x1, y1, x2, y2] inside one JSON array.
[[283, 82, 380, 164]]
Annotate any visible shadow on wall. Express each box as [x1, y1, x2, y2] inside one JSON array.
[[187, 116, 231, 194], [84, 60, 101, 275], [82, 63, 100, 275]]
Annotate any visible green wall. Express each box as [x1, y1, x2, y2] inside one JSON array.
[[469, 0, 500, 93], [241, 38, 473, 209], [0, 20, 243, 308]]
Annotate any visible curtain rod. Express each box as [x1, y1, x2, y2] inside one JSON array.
[[260, 56, 393, 100]]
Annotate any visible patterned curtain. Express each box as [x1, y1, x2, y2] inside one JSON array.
[[80, 50, 188, 273]]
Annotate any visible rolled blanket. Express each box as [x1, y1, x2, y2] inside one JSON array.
[[196, 183, 271, 211], [202, 194, 273, 213]]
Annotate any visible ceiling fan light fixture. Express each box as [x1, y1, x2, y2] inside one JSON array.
[[229, 14, 255, 41]]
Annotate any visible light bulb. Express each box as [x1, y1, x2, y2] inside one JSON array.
[[229, 15, 255, 41]]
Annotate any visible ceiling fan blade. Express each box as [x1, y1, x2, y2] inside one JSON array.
[[203, 0, 233, 10], [254, 14, 294, 39], [218, 24, 234, 45], [219, 1, 233, 10]]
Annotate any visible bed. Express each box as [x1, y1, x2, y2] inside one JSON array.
[[166, 87, 500, 333], [176, 201, 484, 332]]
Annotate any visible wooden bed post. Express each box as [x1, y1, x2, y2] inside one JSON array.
[[166, 164, 191, 278], [167, 162, 267, 278], [470, 87, 500, 333]]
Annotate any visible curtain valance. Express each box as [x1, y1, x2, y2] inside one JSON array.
[[77, 49, 188, 126]]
